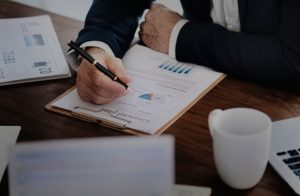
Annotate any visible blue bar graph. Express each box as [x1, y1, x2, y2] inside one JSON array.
[[158, 61, 193, 75]]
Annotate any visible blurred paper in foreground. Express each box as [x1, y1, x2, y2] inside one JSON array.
[[0, 126, 20, 181], [9, 136, 174, 196]]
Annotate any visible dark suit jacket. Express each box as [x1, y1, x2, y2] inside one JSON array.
[[76, 0, 300, 89]]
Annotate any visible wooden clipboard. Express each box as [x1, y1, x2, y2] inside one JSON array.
[[46, 74, 225, 136]]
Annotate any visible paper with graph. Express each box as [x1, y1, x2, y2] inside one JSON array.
[[50, 45, 224, 134], [0, 15, 70, 86]]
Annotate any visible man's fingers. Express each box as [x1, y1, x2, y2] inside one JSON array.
[[77, 84, 113, 104], [76, 53, 129, 104], [145, 3, 164, 23], [139, 21, 158, 49], [149, 3, 165, 11], [77, 69, 124, 104], [89, 66, 127, 94], [85, 54, 129, 91], [77, 70, 124, 102], [140, 21, 157, 36], [140, 33, 155, 49], [106, 56, 131, 85]]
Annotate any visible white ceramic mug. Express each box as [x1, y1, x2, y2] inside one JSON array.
[[208, 108, 272, 189]]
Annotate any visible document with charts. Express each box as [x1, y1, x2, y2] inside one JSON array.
[[47, 45, 225, 135], [0, 15, 70, 86]]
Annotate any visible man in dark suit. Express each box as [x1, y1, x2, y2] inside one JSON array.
[[74, 0, 300, 104]]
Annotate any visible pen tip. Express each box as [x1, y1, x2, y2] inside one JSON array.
[[127, 86, 132, 92]]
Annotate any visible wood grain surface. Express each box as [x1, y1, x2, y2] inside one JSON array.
[[1, 2, 300, 195]]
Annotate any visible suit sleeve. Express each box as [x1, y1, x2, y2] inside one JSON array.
[[76, 0, 153, 58], [176, 0, 300, 89]]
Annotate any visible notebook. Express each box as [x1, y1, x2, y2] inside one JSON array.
[[0, 15, 71, 86], [269, 116, 300, 194], [46, 44, 225, 135]]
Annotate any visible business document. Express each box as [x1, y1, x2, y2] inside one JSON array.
[[0, 15, 70, 86], [50, 45, 224, 134]]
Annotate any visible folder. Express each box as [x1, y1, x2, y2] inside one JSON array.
[[46, 45, 225, 135]]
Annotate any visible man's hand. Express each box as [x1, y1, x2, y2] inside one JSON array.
[[76, 47, 131, 104], [139, 3, 183, 54]]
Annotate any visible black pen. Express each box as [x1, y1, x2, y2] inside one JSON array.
[[68, 40, 128, 89]]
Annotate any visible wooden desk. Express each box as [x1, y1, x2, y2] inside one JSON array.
[[0, 2, 299, 195]]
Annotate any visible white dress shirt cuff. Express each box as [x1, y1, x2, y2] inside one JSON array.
[[66, 41, 114, 71], [80, 41, 114, 56], [168, 19, 189, 59]]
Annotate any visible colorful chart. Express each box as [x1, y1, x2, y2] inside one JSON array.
[[138, 93, 166, 105], [139, 93, 154, 101], [158, 60, 193, 74]]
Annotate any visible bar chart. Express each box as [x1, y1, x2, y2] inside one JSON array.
[[158, 60, 193, 75]]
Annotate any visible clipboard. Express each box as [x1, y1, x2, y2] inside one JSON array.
[[45, 86, 143, 135], [46, 44, 226, 136], [46, 73, 225, 136]]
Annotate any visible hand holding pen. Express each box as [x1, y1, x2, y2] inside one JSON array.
[[69, 41, 131, 104]]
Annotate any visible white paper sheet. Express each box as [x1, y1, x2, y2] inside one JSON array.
[[0, 126, 20, 181], [9, 136, 174, 196], [52, 45, 224, 134], [0, 15, 70, 85], [172, 184, 211, 196]]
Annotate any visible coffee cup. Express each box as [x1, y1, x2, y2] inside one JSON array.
[[208, 108, 272, 189]]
